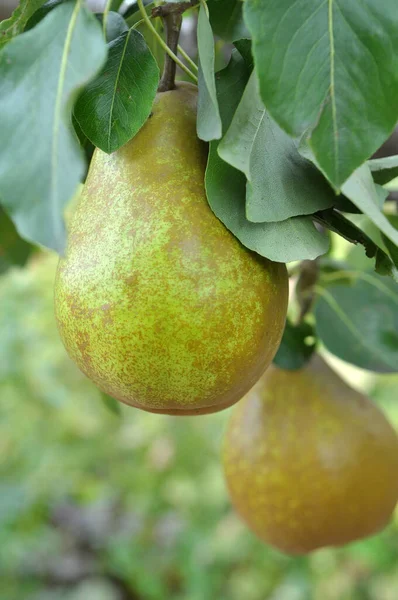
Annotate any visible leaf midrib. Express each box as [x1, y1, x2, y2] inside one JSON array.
[[107, 30, 131, 152], [51, 0, 82, 242]]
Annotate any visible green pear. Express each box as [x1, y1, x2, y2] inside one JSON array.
[[223, 355, 398, 553], [54, 83, 288, 415]]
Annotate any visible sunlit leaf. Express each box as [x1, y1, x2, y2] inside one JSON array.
[[74, 29, 159, 154]]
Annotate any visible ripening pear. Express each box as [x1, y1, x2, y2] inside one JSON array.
[[223, 355, 398, 554], [54, 83, 288, 415]]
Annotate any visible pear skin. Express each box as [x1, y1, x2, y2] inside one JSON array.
[[55, 83, 288, 415], [223, 355, 398, 553]]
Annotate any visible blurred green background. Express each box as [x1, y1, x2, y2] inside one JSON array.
[[1, 248, 398, 600]]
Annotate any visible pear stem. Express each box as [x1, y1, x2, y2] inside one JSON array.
[[296, 260, 320, 324], [158, 11, 183, 92], [152, 2, 199, 18], [136, 0, 198, 84]]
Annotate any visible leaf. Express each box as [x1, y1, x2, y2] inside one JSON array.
[[205, 52, 329, 262], [368, 155, 398, 186], [341, 164, 398, 248], [375, 248, 398, 281], [233, 39, 253, 70], [300, 142, 398, 250], [208, 0, 249, 42], [315, 274, 398, 373], [244, 0, 398, 189], [315, 209, 398, 281], [101, 393, 122, 416], [124, 1, 154, 22], [24, 0, 64, 31], [382, 231, 398, 270], [273, 320, 316, 370], [96, 11, 129, 44], [197, 2, 222, 141], [218, 71, 336, 223], [0, 1, 107, 253], [0, 0, 47, 47], [0, 207, 33, 274], [74, 30, 159, 154]]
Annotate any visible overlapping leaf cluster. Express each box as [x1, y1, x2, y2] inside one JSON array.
[[0, 0, 397, 372]]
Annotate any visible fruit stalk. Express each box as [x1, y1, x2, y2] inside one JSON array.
[[296, 259, 319, 323], [152, 2, 198, 18], [157, 11, 183, 92]]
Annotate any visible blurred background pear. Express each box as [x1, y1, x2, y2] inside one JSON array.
[[223, 355, 398, 555]]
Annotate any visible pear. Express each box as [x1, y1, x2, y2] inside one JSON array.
[[223, 355, 398, 553], [54, 83, 288, 415]]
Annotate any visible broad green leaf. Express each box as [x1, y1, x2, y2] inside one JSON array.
[[315, 274, 398, 373], [0, 208, 33, 275], [368, 156, 398, 186], [341, 165, 398, 248], [208, 0, 248, 42], [74, 30, 159, 154], [96, 11, 129, 43], [273, 320, 316, 370], [0, 1, 107, 253], [205, 52, 329, 262], [218, 71, 336, 223], [197, 3, 222, 141], [0, 0, 47, 47], [244, 0, 398, 189]]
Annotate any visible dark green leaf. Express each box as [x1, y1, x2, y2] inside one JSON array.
[[315, 209, 397, 281], [0, 207, 33, 274], [244, 0, 398, 189], [205, 52, 329, 262], [218, 71, 336, 223], [273, 320, 316, 370], [368, 155, 398, 186], [74, 29, 159, 154], [101, 393, 122, 416], [315, 274, 398, 373], [382, 230, 398, 270], [124, 1, 153, 23], [197, 3, 222, 141], [208, 0, 248, 42], [315, 209, 379, 258], [0, 1, 107, 253], [111, 0, 124, 10], [96, 11, 129, 43], [375, 247, 398, 281], [233, 39, 253, 70], [24, 0, 64, 31], [0, 0, 47, 47]]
